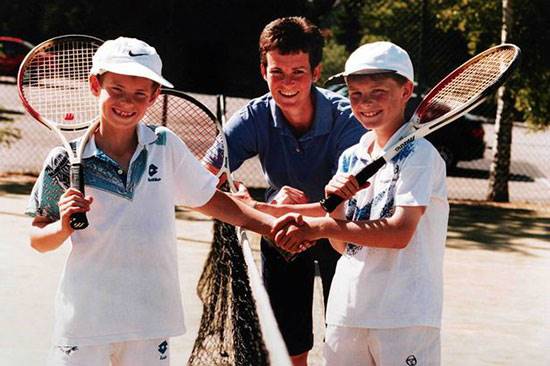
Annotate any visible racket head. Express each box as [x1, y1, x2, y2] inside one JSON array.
[[143, 89, 226, 170], [411, 44, 521, 127], [17, 34, 104, 132]]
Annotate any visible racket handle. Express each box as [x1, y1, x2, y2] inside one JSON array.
[[69, 163, 89, 230], [320, 157, 386, 213]]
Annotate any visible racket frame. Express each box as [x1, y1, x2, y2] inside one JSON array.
[[17, 34, 104, 229], [320, 43, 521, 212]]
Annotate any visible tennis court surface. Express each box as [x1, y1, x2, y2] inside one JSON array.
[[0, 178, 548, 365]]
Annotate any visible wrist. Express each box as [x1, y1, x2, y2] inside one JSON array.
[[317, 217, 336, 238], [59, 219, 74, 236]]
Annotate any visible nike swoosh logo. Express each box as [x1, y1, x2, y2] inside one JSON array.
[[129, 51, 148, 57]]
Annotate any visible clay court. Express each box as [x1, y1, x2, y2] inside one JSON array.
[[0, 176, 548, 365]]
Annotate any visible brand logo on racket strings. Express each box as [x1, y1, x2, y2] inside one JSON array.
[[148, 164, 161, 182]]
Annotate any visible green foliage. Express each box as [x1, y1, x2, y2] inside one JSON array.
[[320, 40, 348, 84], [1, 0, 547, 126], [320, 0, 549, 129]]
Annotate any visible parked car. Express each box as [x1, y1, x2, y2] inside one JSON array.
[[0, 36, 34, 77], [326, 82, 486, 171]]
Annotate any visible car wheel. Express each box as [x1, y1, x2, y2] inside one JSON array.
[[437, 145, 457, 172]]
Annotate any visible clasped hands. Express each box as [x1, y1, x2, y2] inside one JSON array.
[[235, 173, 368, 254], [268, 213, 317, 254]]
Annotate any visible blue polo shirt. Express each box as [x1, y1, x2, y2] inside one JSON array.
[[204, 87, 366, 202]]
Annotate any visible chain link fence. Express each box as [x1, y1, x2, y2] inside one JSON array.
[[1, 0, 549, 208], [1, 77, 549, 206]]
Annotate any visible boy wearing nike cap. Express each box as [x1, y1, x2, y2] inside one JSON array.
[[274, 41, 449, 365], [27, 37, 296, 366]]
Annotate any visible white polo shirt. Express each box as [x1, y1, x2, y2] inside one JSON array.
[[27, 123, 218, 346], [326, 125, 449, 329]]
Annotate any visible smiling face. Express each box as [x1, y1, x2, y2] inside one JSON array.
[[90, 72, 159, 133], [261, 50, 320, 124], [346, 74, 413, 138]]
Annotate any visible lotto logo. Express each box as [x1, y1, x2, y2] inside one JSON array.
[[406, 355, 417, 365]]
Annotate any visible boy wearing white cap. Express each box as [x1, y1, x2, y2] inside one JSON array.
[[26, 37, 296, 366], [275, 41, 449, 365]]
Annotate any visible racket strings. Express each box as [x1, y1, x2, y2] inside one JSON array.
[[420, 47, 517, 123], [144, 94, 219, 160], [21, 39, 99, 128]]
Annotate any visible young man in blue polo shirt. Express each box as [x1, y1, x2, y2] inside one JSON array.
[[204, 17, 365, 366]]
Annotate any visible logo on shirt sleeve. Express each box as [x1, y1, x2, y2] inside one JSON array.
[[148, 163, 161, 182]]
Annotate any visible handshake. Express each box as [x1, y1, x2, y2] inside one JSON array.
[[232, 175, 366, 262], [266, 213, 320, 262]]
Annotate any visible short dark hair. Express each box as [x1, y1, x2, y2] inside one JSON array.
[[259, 16, 324, 69]]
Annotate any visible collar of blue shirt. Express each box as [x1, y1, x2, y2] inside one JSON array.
[[268, 86, 333, 138]]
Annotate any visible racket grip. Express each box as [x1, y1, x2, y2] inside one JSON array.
[[69, 163, 89, 230], [320, 157, 386, 213], [263, 236, 300, 262]]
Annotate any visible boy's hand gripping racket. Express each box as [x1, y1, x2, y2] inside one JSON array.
[[320, 43, 521, 212], [17, 34, 104, 229]]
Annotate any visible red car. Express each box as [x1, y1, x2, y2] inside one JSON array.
[[0, 36, 34, 77]]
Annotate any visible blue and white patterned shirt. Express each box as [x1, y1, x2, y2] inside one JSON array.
[[326, 123, 449, 329], [26, 123, 218, 346]]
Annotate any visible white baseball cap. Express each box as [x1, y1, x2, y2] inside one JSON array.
[[329, 41, 414, 84], [90, 37, 173, 88]]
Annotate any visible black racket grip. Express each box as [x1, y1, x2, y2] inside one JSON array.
[[69, 163, 89, 230], [320, 157, 386, 213]]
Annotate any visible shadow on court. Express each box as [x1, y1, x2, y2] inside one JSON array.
[[1, 175, 549, 365], [1, 177, 548, 250], [448, 202, 550, 255], [0, 174, 36, 196], [449, 166, 535, 182]]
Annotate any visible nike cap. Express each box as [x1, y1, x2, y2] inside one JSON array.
[[329, 41, 413, 84], [90, 37, 173, 88]]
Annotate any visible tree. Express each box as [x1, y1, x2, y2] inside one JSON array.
[[322, 0, 549, 203], [320, 39, 348, 83], [487, 0, 513, 201]]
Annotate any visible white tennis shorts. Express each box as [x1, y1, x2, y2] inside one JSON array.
[[48, 338, 170, 366], [323, 325, 440, 366]]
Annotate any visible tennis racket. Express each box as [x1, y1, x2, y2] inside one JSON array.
[[320, 43, 521, 212], [17, 34, 104, 229], [143, 89, 221, 167]]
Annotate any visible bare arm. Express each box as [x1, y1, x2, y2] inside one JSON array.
[[231, 184, 328, 217], [253, 201, 326, 217], [195, 190, 294, 237], [276, 205, 426, 253], [29, 188, 93, 253], [248, 172, 371, 218], [30, 216, 72, 253]]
